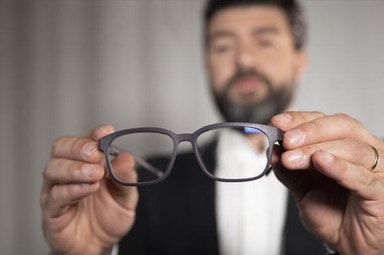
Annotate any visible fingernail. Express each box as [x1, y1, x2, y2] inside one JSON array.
[[285, 129, 305, 146], [82, 143, 97, 158], [285, 149, 304, 166], [81, 165, 95, 178], [273, 113, 292, 125]]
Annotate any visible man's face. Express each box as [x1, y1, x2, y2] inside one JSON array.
[[206, 5, 306, 124]]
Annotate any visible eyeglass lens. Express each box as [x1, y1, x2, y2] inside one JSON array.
[[106, 126, 271, 185]]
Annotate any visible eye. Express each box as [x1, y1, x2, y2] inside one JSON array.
[[212, 44, 232, 54], [257, 39, 274, 48], [209, 40, 235, 54]]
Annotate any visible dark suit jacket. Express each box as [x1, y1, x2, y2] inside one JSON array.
[[118, 146, 325, 255]]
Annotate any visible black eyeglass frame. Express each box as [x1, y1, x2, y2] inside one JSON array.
[[99, 122, 283, 186]]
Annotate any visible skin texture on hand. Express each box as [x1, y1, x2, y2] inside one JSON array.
[[271, 111, 384, 255], [40, 125, 138, 255]]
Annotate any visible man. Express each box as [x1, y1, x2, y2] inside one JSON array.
[[40, 0, 384, 254]]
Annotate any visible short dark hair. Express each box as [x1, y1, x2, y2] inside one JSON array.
[[204, 0, 307, 50]]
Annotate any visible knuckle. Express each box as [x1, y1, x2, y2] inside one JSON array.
[[291, 110, 324, 122], [333, 113, 360, 127], [46, 184, 82, 210], [345, 139, 364, 154], [43, 159, 64, 182], [301, 120, 321, 134], [43, 162, 53, 180], [70, 137, 86, 157], [67, 161, 83, 178], [307, 110, 325, 119], [343, 139, 374, 167], [43, 159, 61, 182], [66, 185, 77, 199], [357, 168, 378, 192], [51, 136, 65, 156], [48, 185, 62, 204], [366, 175, 380, 189], [48, 184, 76, 205], [310, 110, 324, 115], [51, 136, 87, 159], [332, 112, 350, 120]]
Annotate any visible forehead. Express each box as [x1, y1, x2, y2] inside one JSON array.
[[207, 5, 290, 35]]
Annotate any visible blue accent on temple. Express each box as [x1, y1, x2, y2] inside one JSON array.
[[244, 127, 262, 134]]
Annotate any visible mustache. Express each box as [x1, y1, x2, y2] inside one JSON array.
[[223, 69, 271, 91]]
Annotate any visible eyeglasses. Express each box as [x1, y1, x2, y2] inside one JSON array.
[[98, 122, 283, 186]]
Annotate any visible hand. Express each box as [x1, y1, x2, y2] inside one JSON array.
[[271, 111, 384, 255], [40, 125, 138, 255]]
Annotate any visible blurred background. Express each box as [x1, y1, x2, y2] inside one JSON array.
[[1, 0, 384, 254]]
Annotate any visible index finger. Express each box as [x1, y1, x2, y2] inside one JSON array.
[[276, 113, 374, 150], [51, 136, 102, 163], [51, 125, 116, 163], [271, 111, 325, 131]]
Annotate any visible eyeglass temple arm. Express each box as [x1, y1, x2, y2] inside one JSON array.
[[108, 145, 165, 178]]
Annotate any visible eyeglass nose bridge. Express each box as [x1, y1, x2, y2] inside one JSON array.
[[172, 133, 200, 153], [177, 133, 195, 143], [172, 132, 210, 177], [171, 132, 196, 149]]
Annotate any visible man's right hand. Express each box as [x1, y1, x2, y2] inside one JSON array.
[[40, 125, 138, 255]]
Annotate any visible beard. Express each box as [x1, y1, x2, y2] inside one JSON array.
[[212, 69, 295, 124]]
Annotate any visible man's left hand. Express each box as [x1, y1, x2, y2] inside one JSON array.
[[271, 111, 384, 255]]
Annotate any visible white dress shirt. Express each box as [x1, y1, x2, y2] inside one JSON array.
[[215, 129, 288, 255]]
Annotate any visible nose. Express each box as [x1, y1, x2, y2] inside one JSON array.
[[235, 42, 255, 70]]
